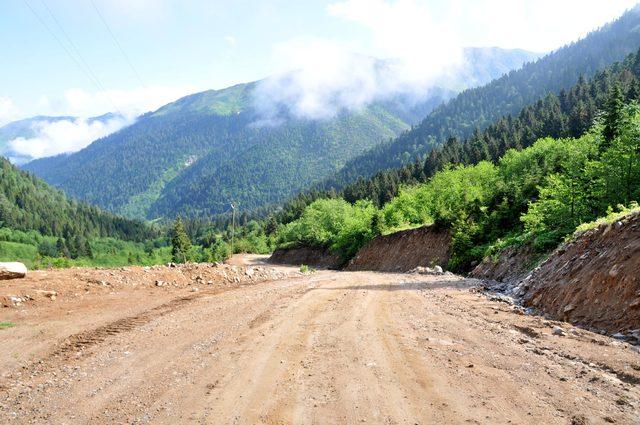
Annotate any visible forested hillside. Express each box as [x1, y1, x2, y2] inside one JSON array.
[[325, 5, 640, 188], [271, 45, 640, 232], [0, 157, 152, 241], [276, 87, 640, 272], [24, 49, 538, 219]]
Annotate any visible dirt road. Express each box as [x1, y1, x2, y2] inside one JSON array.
[[1, 258, 639, 424]]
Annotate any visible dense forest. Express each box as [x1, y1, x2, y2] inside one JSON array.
[[0, 157, 152, 241], [323, 5, 640, 189], [275, 90, 640, 272], [269, 44, 640, 231], [0, 157, 173, 268]]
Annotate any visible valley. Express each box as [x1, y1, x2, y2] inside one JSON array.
[[1, 256, 638, 424], [2, 3, 640, 424]]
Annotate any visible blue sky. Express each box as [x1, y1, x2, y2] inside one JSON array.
[[0, 0, 638, 123]]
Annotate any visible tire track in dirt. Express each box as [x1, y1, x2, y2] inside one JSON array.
[[2, 267, 640, 424]]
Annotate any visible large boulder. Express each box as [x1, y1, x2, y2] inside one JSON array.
[[0, 262, 28, 280]]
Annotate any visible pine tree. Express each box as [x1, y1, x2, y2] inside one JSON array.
[[56, 238, 70, 258], [171, 217, 191, 263], [603, 83, 625, 146]]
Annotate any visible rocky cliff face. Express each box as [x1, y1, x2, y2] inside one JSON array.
[[346, 226, 451, 272]]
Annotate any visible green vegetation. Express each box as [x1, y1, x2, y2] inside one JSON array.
[[299, 264, 316, 274], [171, 218, 191, 263], [0, 321, 15, 330], [276, 199, 378, 260], [0, 227, 172, 269], [573, 203, 640, 235], [277, 92, 640, 272], [0, 157, 153, 241]]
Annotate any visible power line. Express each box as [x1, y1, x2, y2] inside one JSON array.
[[22, 0, 122, 114], [90, 0, 147, 88], [38, 0, 121, 114]]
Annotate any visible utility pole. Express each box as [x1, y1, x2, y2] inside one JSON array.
[[230, 203, 236, 256]]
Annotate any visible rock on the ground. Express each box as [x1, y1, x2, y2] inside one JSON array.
[[0, 262, 27, 280]]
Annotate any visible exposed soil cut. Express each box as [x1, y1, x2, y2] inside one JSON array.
[[519, 211, 640, 335], [269, 247, 343, 269], [470, 243, 542, 284], [346, 225, 451, 272]]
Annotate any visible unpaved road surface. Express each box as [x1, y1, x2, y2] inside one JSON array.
[[1, 257, 639, 424]]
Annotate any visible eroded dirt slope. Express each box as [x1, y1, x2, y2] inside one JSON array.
[[269, 247, 344, 269], [470, 243, 541, 284], [347, 225, 451, 272], [1, 256, 638, 424], [519, 212, 640, 336]]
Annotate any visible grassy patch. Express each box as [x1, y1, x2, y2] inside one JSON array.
[[573, 203, 640, 237], [0, 321, 15, 330], [299, 264, 316, 274]]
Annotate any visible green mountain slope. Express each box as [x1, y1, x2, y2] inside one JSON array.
[[24, 48, 539, 219], [324, 6, 640, 188], [0, 157, 152, 241]]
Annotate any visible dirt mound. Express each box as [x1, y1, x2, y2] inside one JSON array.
[[518, 211, 640, 336], [470, 243, 541, 284], [269, 247, 343, 269], [346, 225, 451, 272], [0, 262, 292, 309]]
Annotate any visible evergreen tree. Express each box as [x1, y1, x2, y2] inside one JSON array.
[[56, 238, 70, 258], [171, 218, 191, 263], [603, 83, 625, 146]]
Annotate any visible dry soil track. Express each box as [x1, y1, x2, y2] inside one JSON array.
[[1, 261, 639, 424]]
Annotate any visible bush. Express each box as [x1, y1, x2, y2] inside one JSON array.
[[276, 199, 379, 260]]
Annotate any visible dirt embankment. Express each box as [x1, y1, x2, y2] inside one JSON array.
[[346, 225, 451, 272], [470, 243, 541, 284], [0, 261, 292, 310], [516, 212, 640, 336], [269, 247, 344, 269]]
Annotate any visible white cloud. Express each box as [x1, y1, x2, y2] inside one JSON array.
[[254, 0, 465, 121], [57, 84, 197, 118], [253, 0, 638, 121], [4, 85, 197, 161], [7, 115, 133, 161], [456, 0, 639, 52], [0, 97, 20, 127]]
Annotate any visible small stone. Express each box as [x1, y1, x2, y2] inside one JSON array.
[[552, 326, 566, 336]]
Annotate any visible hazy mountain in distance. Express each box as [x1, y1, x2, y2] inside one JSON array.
[[1, 113, 131, 165]]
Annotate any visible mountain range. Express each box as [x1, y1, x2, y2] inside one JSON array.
[[22, 47, 539, 219]]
